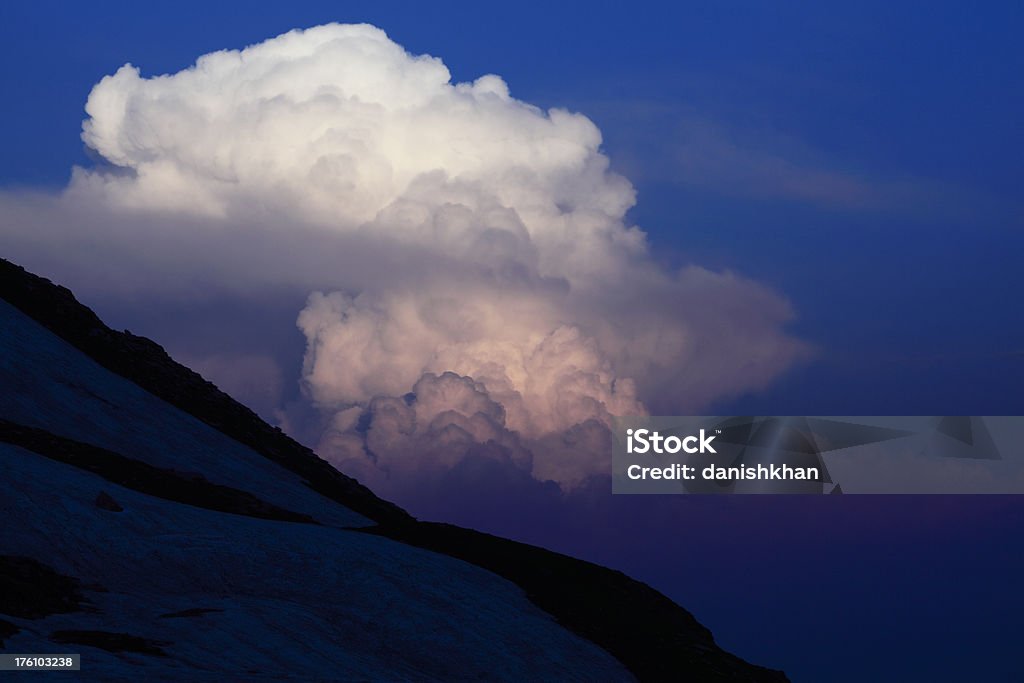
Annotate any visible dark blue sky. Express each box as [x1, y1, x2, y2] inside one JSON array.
[[3, 0, 1022, 416], [2, 3, 1023, 681]]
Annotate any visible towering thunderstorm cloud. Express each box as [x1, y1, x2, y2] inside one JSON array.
[[1, 24, 806, 495]]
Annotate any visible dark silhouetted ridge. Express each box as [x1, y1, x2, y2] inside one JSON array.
[[0, 257, 410, 527], [370, 523, 788, 682], [0, 257, 788, 682]]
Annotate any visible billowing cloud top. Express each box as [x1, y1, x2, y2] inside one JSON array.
[[10, 24, 807, 493], [76, 24, 638, 284]]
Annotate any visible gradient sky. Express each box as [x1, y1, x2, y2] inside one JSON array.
[[2, 2, 1023, 681], [3, 0, 1022, 415]]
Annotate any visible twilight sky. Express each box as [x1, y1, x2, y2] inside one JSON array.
[[2, 3, 1023, 681]]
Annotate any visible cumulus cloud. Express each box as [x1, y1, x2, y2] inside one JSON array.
[[0, 24, 807, 497]]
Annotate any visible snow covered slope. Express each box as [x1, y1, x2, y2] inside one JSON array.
[[0, 258, 788, 681], [2, 441, 631, 681], [0, 300, 368, 529]]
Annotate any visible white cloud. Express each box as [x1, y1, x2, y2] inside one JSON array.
[[0, 23, 807, 491]]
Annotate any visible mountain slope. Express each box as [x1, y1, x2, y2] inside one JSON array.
[[2, 440, 630, 681], [0, 257, 787, 681]]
